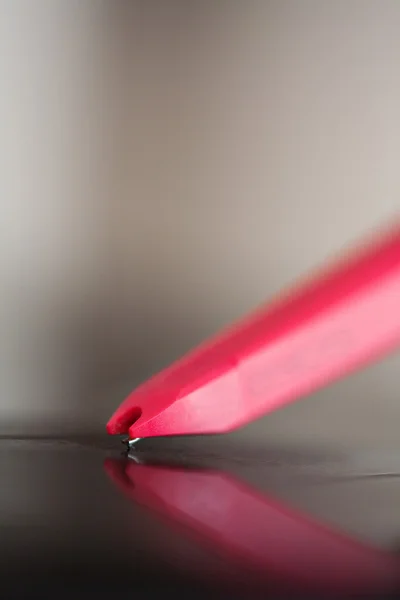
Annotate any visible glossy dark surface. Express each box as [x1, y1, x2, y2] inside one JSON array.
[[1, 435, 400, 598]]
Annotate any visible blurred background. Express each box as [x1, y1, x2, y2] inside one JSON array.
[[1, 0, 399, 446]]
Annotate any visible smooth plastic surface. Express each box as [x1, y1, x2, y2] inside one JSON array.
[[107, 222, 400, 439], [105, 458, 399, 596]]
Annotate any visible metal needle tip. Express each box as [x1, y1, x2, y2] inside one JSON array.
[[121, 437, 141, 450], [128, 437, 141, 448]]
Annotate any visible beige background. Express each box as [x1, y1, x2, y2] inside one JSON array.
[[1, 0, 400, 447]]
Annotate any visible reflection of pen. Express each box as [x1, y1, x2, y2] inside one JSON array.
[[105, 458, 399, 597], [107, 222, 400, 442]]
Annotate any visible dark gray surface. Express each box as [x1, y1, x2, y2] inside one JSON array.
[[1, 435, 400, 598]]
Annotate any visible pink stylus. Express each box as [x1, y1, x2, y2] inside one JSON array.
[[107, 221, 400, 442]]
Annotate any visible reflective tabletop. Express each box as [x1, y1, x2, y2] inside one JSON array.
[[1, 435, 400, 598]]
